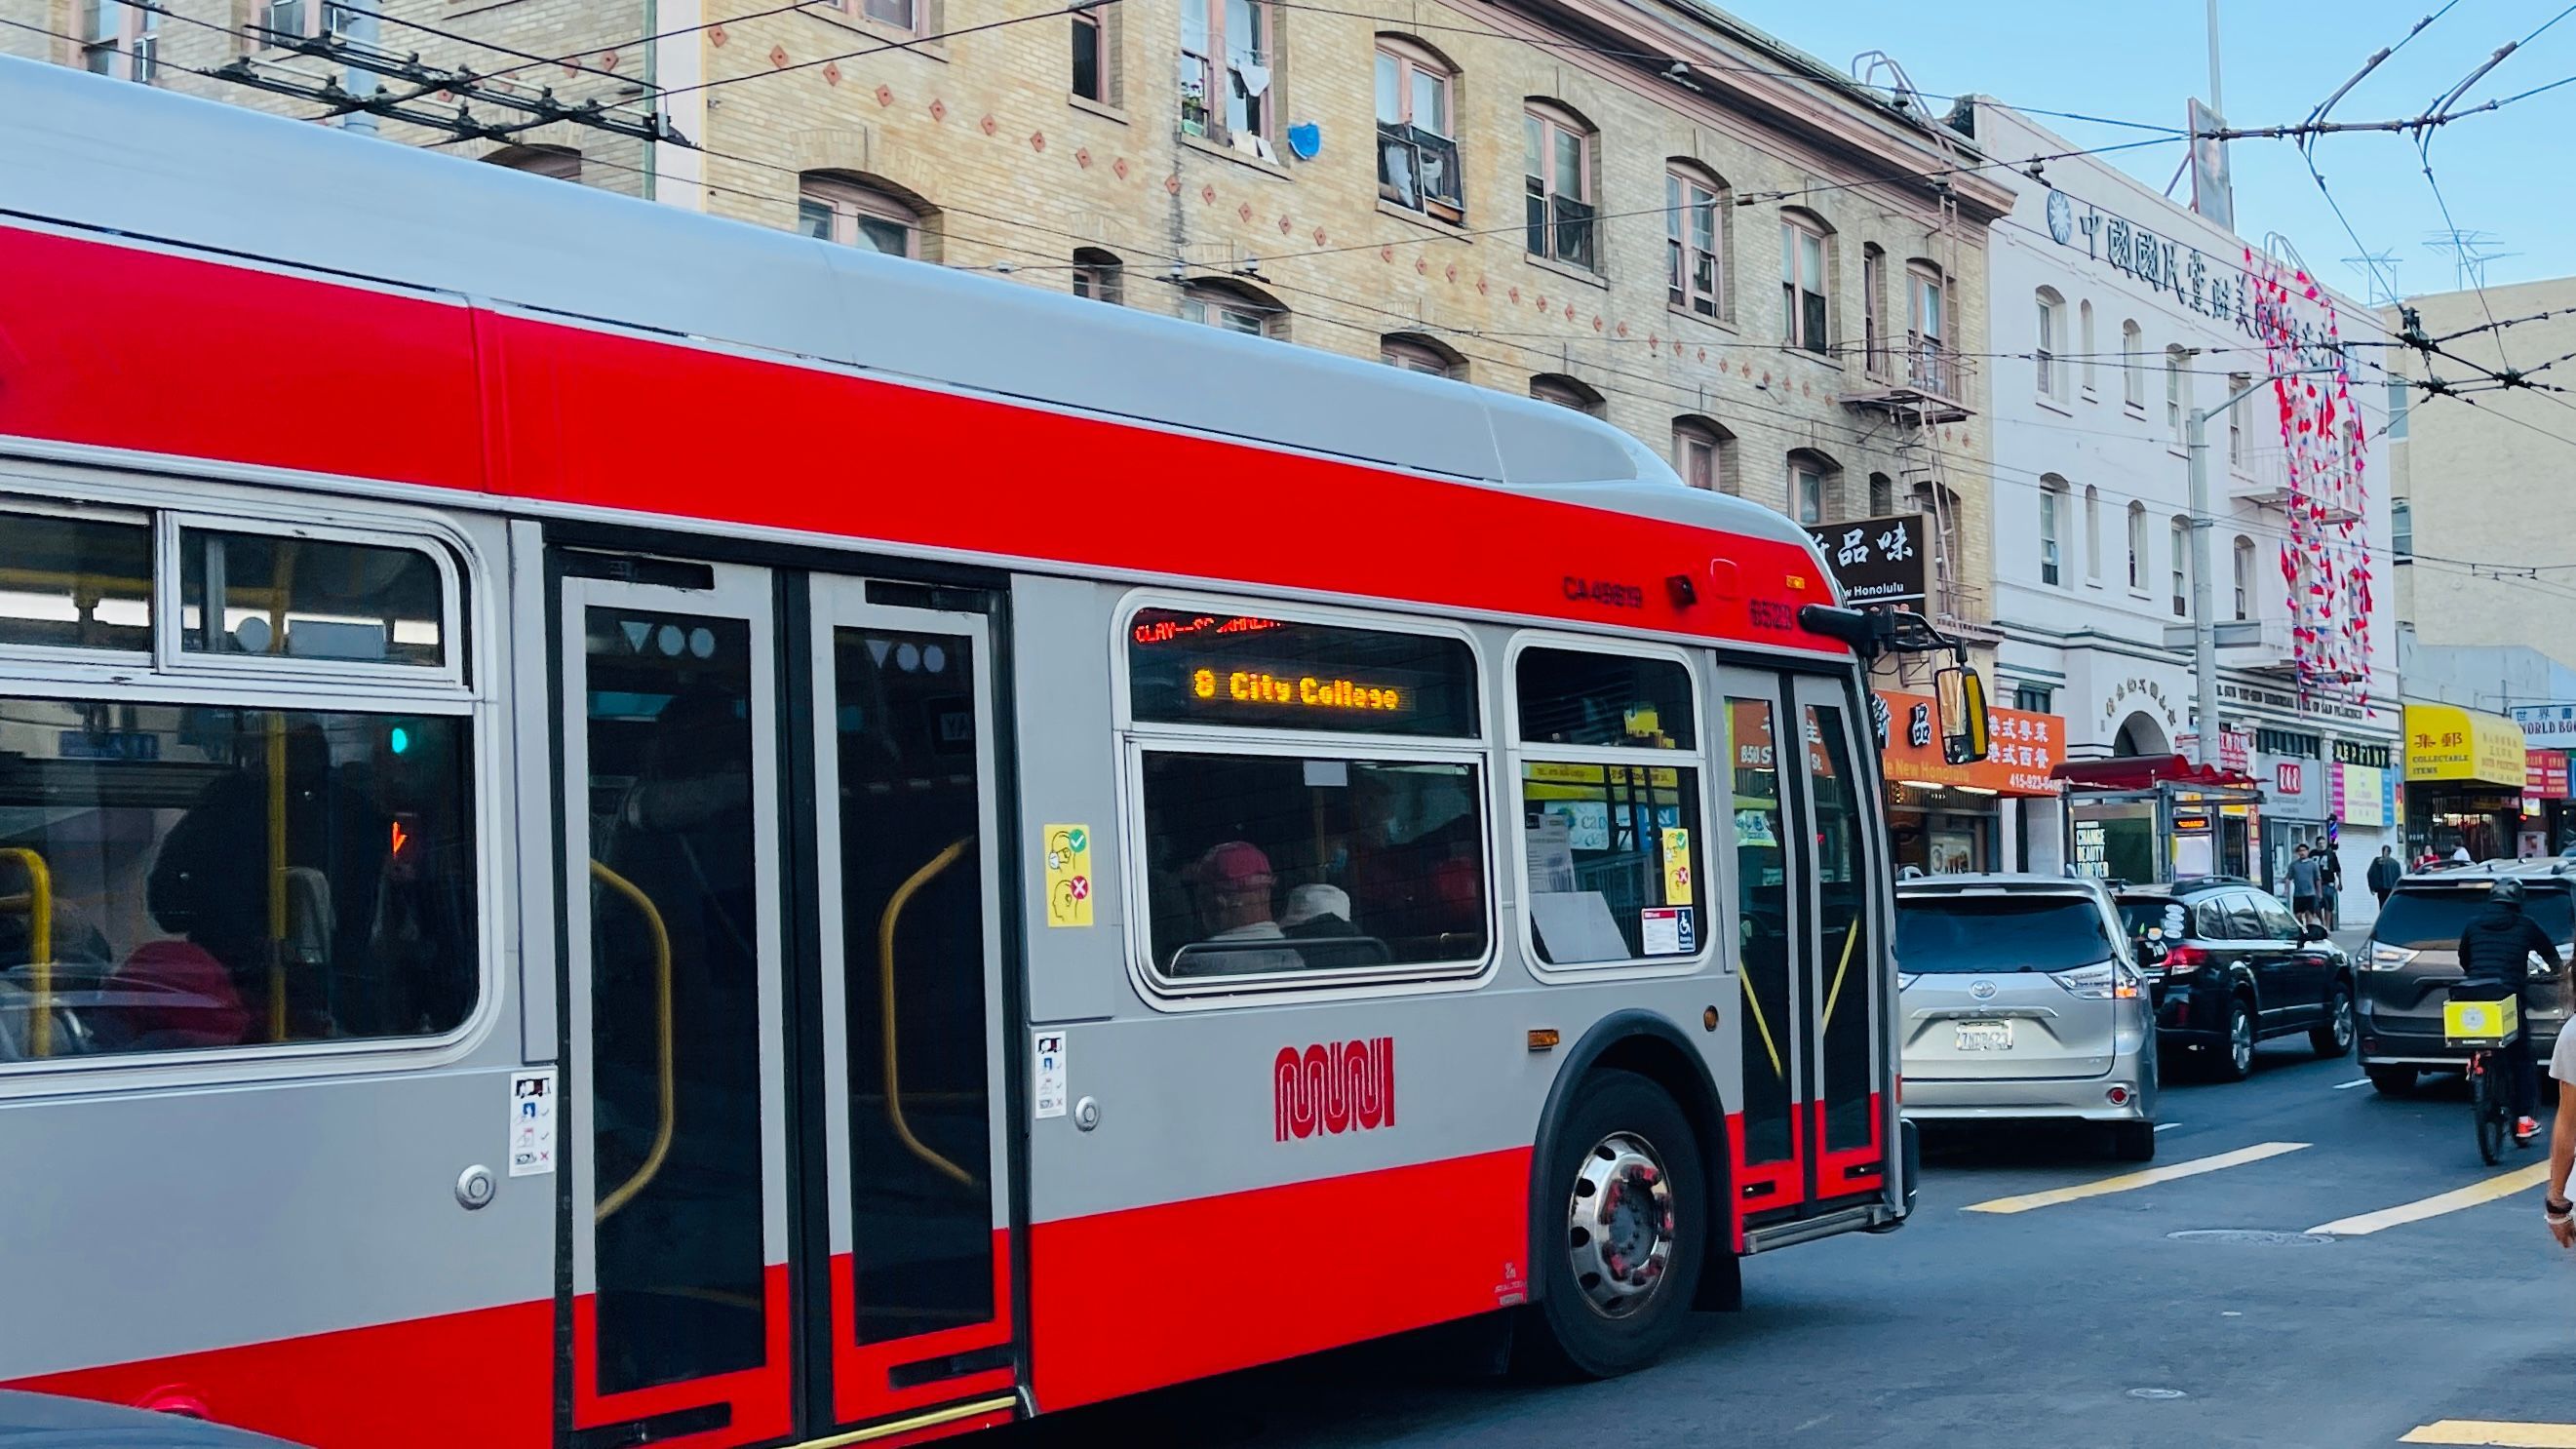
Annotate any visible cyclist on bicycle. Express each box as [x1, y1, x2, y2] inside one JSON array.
[[2459, 877, 2566, 1144]]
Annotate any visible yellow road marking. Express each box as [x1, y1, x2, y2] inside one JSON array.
[[2310, 1163, 2550, 1236], [1961, 1142, 2310, 1215], [2401, 1421, 2576, 1446]]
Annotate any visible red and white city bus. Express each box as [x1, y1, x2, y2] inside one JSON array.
[[0, 58, 1973, 1449]]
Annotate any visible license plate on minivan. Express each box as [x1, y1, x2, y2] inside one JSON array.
[[1955, 1020, 2014, 1052]]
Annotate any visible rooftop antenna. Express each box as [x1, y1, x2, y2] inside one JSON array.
[[2342, 252, 2403, 305], [2425, 228, 2517, 291]]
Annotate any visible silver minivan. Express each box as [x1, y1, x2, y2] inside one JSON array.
[[1894, 874, 2161, 1160]]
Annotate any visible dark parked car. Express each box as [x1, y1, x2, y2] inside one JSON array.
[[2115, 877, 2354, 1080], [0, 1390, 305, 1447], [2357, 861, 2576, 1095]]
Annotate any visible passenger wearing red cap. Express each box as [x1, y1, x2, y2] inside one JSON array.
[[1184, 841, 1304, 974]]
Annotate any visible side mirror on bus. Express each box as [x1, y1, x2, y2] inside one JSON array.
[[1934, 663, 1991, 765]]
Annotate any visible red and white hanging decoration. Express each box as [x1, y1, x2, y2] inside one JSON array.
[[2243, 248, 2374, 711]]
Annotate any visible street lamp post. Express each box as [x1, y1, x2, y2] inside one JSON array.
[[2183, 367, 2342, 768]]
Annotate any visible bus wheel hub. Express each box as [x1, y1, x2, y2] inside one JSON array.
[[1567, 1132, 1674, 1318]]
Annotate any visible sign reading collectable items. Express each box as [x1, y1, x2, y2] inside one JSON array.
[[1805, 514, 1928, 606]]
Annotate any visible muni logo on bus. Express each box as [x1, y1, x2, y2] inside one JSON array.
[[1273, 1038, 1396, 1141]]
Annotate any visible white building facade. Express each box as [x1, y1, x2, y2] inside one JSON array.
[[1974, 101, 2400, 918]]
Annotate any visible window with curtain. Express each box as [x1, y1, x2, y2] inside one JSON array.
[[1782, 215, 1832, 354], [1376, 39, 1461, 220], [2039, 478, 2066, 587], [2232, 535, 2254, 620], [2122, 320, 2145, 408], [1524, 103, 1597, 271], [1666, 163, 1726, 319], [2170, 516, 2190, 616]]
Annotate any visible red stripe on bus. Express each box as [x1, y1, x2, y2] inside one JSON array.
[[3, 1298, 553, 1449], [1027, 1147, 1532, 1412], [0, 225, 1844, 653]]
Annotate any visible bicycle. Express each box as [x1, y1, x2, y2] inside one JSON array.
[[2445, 980, 2525, 1167]]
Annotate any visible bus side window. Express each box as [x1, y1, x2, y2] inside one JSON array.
[[0, 697, 477, 1063], [1514, 646, 1707, 968]]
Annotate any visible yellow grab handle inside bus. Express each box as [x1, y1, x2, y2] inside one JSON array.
[[1737, 967, 1783, 1081], [591, 860, 676, 1225], [879, 839, 978, 1191], [0, 848, 55, 1058], [1820, 919, 1861, 1030]]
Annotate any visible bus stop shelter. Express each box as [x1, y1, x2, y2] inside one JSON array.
[[2052, 754, 2266, 885]]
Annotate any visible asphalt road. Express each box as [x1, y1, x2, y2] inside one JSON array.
[[1003, 979, 2576, 1445]]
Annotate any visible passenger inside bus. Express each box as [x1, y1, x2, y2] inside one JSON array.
[[0, 699, 476, 1062], [1143, 754, 1483, 978]]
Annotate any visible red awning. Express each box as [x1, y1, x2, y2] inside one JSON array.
[[2049, 754, 2262, 792]]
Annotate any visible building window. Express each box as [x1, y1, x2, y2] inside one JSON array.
[[484, 144, 582, 181], [1674, 417, 1730, 493], [1523, 102, 1597, 271], [2039, 477, 2066, 587], [2122, 320, 2144, 409], [2165, 345, 2188, 445], [1382, 333, 1463, 378], [83, 0, 159, 81], [1531, 373, 1604, 417], [2080, 299, 2097, 396], [2170, 515, 2190, 617], [2389, 377, 2411, 441], [1788, 450, 1838, 527], [254, 0, 338, 46], [1907, 262, 1947, 395], [798, 174, 924, 258], [2393, 499, 2413, 559], [1072, 3, 1120, 105], [2036, 288, 2065, 399], [1781, 214, 1831, 355], [2084, 485, 2102, 582], [1376, 39, 1461, 221], [1911, 482, 1961, 604], [855, 0, 916, 32], [1183, 0, 1276, 153], [2012, 684, 2054, 715], [2127, 501, 2147, 592], [2227, 372, 2250, 463], [2232, 535, 2254, 620], [1666, 163, 1726, 320], [1861, 244, 1888, 377], [1182, 280, 1284, 338], [1867, 472, 1893, 516], [1072, 247, 1124, 304]]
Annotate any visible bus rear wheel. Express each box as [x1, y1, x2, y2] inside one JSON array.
[[1518, 1070, 1706, 1380]]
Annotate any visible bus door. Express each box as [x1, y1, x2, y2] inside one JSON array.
[[1719, 671, 1887, 1236], [560, 556, 796, 1448], [801, 577, 1016, 1433], [1784, 676, 1888, 1216], [558, 557, 1019, 1448]]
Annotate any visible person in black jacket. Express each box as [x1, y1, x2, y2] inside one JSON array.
[[2366, 846, 2402, 912], [2459, 877, 2567, 1142]]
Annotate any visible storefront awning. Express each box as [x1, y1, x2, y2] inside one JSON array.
[[2051, 754, 2263, 794], [2406, 703, 2526, 787]]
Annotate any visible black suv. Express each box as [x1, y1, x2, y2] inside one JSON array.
[[2357, 861, 2576, 1094], [2115, 878, 2355, 1080]]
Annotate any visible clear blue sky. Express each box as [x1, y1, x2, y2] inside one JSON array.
[[1729, 0, 2576, 296]]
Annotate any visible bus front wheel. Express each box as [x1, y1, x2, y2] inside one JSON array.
[[1517, 1069, 1707, 1380]]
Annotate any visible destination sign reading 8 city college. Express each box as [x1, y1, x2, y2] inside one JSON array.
[[1127, 608, 1479, 737]]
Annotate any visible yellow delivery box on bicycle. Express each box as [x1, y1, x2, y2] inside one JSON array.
[[2445, 995, 2520, 1049]]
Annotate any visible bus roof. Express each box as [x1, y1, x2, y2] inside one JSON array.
[[0, 57, 1817, 558]]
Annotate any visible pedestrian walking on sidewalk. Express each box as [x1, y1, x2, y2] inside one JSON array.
[[2367, 845, 2401, 913]]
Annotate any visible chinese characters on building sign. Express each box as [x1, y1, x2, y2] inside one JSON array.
[[1805, 513, 1927, 606]]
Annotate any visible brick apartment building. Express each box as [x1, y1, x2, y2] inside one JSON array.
[[13, 0, 2009, 638]]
